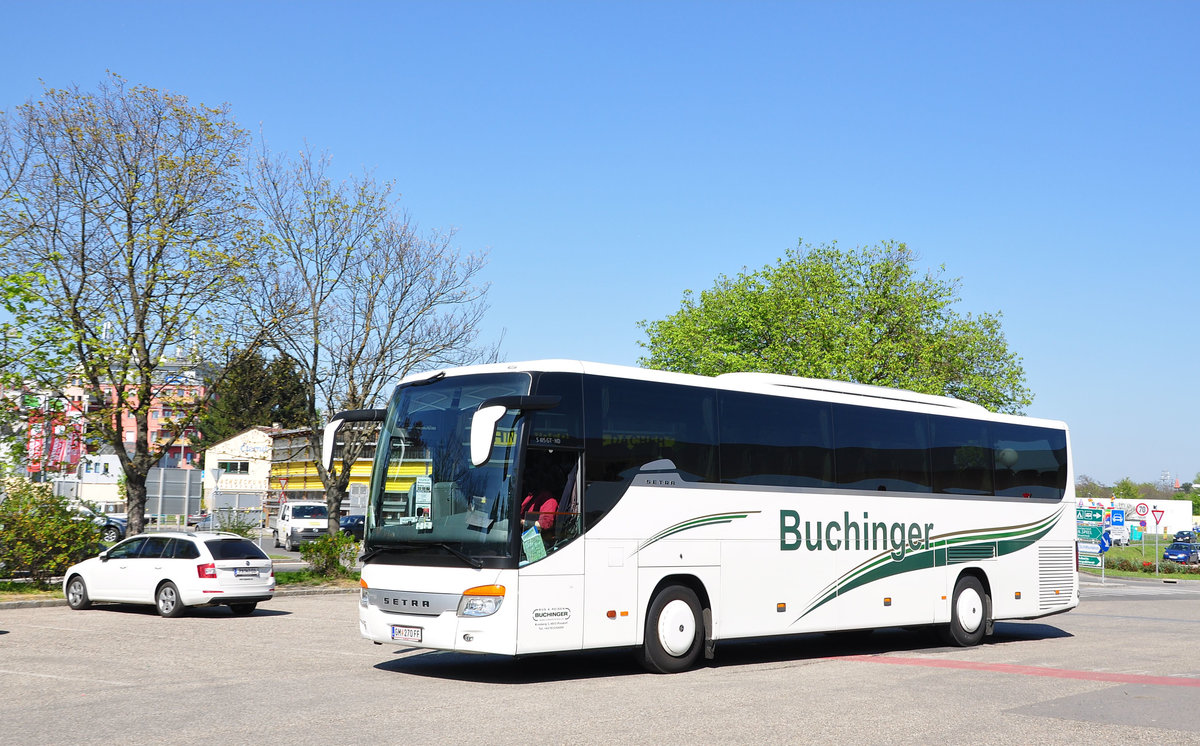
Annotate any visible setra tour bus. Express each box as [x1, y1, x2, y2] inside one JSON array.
[[323, 360, 1077, 673]]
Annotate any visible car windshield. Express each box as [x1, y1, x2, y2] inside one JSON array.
[[293, 505, 327, 519], [366, 372, 530, 560], [1167, 543, 1188, 551], [205, 539, 269, 560]]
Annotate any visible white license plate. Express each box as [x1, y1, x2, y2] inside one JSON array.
[[234, 568, 258, 577], [391, 625, 422, 642]]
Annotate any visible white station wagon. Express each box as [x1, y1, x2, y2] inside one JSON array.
[[63, 531, 275, 617]]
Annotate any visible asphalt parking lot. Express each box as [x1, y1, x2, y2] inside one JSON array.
[[1, 574, 1198, 745]]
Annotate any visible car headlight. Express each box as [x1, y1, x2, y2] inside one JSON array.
[[457, 585, 505, 617]]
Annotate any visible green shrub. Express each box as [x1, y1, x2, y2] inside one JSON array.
[[298, 532, 359, 577], [1113, 557, 1138, 572], [0, 479, 101, 588], [213, 508, 262, 539]]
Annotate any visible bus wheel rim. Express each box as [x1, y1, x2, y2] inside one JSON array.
[[956, 587, 983, 633], [658, 599, 696, 657]]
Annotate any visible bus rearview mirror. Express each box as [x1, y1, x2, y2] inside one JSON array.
[[470, 405, 509, 467]]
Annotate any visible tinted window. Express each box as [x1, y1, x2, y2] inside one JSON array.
[[583, 376, 717, 527], [106, 537, 146, 560], [205, 539, 269, 560], [929, 416, 993, 495], [992, 423, 1067, 499], [166, 538, 201, 559], [138, 536, 172, 558], [833, 405, 931, 492], [530, 372, 584, 449], [719, 391, 834, 488], [292, 505, 328, 519]]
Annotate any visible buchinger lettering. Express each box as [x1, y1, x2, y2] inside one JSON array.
[[779, 510, 933, 561]]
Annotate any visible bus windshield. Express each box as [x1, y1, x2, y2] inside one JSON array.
[[365, 372, 531, 560]]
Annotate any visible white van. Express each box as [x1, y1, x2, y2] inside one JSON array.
[[272, 500, 329, 551]]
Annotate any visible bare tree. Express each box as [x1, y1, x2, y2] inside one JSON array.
[[0, 75, 274, 534], [248, 143, 491, 533]]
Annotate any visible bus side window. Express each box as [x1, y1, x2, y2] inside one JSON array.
[[832, 404, 932, 493], [582, 375, 717, 529], [929, 416, 993, 495], [992, 423, 1067, 499], [519, 448, 581, 558], [719, 391, 834, 487]]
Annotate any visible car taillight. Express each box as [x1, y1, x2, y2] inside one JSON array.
[[197, 562, 217, 578]]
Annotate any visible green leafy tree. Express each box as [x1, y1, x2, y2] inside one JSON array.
[[0, 271, 74, 480], [0, 479, 99, 587], [1075, 475, 1110, 501], [0, 75, 278, 535], [639, 240, 1033, 413], [1112, 478, 1139, 503], [196, 350, 308, 444]]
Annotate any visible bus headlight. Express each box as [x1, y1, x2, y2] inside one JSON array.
[[457, 585, 505, 617]]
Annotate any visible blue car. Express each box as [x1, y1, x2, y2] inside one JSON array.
[[74, 505, 127, 543], [1162, 543, 1200, 564], [339, 514, 365, 541]]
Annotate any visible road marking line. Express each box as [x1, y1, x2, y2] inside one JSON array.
[[0, 668, 131, 686], [840, 656, 1200, 688]]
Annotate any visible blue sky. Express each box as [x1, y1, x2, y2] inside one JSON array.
[[2, 1, 1197, 487]]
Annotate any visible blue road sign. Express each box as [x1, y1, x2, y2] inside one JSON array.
[[1111, 509, 1125, 527], [1099, 531, 1111, 554]]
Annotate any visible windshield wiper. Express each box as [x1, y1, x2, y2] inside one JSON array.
[[411, 371, 446, 387], [434, 542, 484, 569], [361, 541, 483, 569]]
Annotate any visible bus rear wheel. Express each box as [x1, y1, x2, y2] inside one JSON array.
[[640, 585, 704, 674], [940, 575, 988, 647]]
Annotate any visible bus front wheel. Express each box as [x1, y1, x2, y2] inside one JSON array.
[[640, 585, 704, 674], [940, 575, 988, 647]]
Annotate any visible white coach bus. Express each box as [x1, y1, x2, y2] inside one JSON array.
[[325, 360, 1077, 673]]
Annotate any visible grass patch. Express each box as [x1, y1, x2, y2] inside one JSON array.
[[1079, 539, 1200, 579], [1079, 566, 1199, 580], [0, 580, 60, 600], [0, 570, 360, 603]]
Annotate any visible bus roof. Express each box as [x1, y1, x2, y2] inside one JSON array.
[[394, 359, 1066, 430]]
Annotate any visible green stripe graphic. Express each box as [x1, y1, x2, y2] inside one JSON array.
[[793, 505, 1065, 624]]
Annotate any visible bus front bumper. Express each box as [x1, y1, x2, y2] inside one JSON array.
[[359, 593, 518, 657]]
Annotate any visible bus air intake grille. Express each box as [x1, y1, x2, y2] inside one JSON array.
[[947, 545, 996, 564], [1038, 546, 1075, 610]]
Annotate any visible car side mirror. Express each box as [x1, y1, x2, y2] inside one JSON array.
[[99, 550, 109, 561]]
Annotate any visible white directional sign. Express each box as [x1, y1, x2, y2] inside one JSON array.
[[1077, 542, 1101, 554]]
